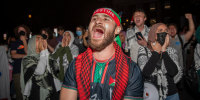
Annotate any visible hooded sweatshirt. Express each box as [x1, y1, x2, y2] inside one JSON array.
[[20, 36, 60, 100], [53, 31, 79, 81]]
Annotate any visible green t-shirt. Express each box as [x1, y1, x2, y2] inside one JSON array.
[[94, 62, 106, 83]]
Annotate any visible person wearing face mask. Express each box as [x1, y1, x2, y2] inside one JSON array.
[[138, 23, 182, 100], [74, 26, 87, 54], [20, 35, 60, 100]]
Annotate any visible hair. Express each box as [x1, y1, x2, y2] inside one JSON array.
[[76, 26, 85, 31], [76, 25, 86, 35], [40, 27, 54, 39], [57, 26, 65, 31], [14, 24, 30, 38], [168, 23, 178, 31], [147, 23, 166, 50], [133, 8, 147, 18]]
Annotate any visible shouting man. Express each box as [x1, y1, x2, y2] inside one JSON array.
[[60, 8, 143, 100]]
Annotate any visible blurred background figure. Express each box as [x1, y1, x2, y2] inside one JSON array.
[[168, 13, 195, 71], [56, 26, 65, 43], [83, 29, 89, 48], [74, 26, 87, 54], [53, 31, 79, 82], [40, 28, 58, 53], [168, 14, 195, 98], [119, 31, 129, 56], [0, 40, 10, 100], [11, 25, 30, 100], [194, 25, 200, 93]]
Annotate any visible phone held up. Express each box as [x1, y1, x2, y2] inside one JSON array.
[[54, 28, 58, 37], [136, 32, 144, 40]]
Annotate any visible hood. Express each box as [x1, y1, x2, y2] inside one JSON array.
[[27, 35, 39, 57], [64, 31, 75, 47]]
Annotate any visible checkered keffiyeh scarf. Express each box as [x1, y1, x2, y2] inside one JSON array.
[[75, 42, 130, 100]]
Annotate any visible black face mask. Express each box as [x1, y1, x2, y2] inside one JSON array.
[[157, 32, 167, 46], [41, 34, 48, 39]]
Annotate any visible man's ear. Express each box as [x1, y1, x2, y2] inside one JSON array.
[[114, 26, 122, 35], [144, 17, 147, 21]]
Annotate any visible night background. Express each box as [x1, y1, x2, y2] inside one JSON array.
[[1, 0, 200, 99], [1, 0, 200, 37]]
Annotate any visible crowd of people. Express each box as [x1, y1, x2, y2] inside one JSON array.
[[0, 7, 200, 100]]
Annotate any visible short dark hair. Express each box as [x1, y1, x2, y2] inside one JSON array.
[[40, 28, 53, 39], [133, 8, 146, 18], [76, 26, 86, 34], [168, 23, 178, 31], [57, 26, 65, 31]]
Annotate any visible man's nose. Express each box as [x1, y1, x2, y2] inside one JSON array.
[[95, 18, 103, 25]]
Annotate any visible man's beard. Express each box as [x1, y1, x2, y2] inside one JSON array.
[[88, 30, 115, 51]]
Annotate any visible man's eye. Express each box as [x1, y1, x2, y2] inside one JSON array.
[[91, 17, 97, 21], [104, 18, 110, 21]]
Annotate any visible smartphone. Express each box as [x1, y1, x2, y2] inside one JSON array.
[[3, 33, 7, 40], [29, 32, 32, 39], [136, 32, 144, 40], [54, 28, 58, 37]]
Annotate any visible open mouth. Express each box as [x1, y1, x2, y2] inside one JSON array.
[[135, 18, 140, 23], [93, 28, 104, 38]]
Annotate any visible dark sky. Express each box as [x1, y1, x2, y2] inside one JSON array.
[[2, 0, 200, 36], [2, 0, 113, 35]]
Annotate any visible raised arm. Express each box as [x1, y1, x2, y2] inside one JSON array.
[[184, 13, 195, 41], [34, 49, 49, 75]]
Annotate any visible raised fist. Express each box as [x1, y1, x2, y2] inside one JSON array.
[[185, 13, 192, 19]]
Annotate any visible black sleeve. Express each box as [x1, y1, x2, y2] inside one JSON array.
[[62, 59, 77, 90], [124, 61, 144, 99], [162, 52, 178, 77], [142, 51, 160, 79], [10, 42, 18, 51]]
